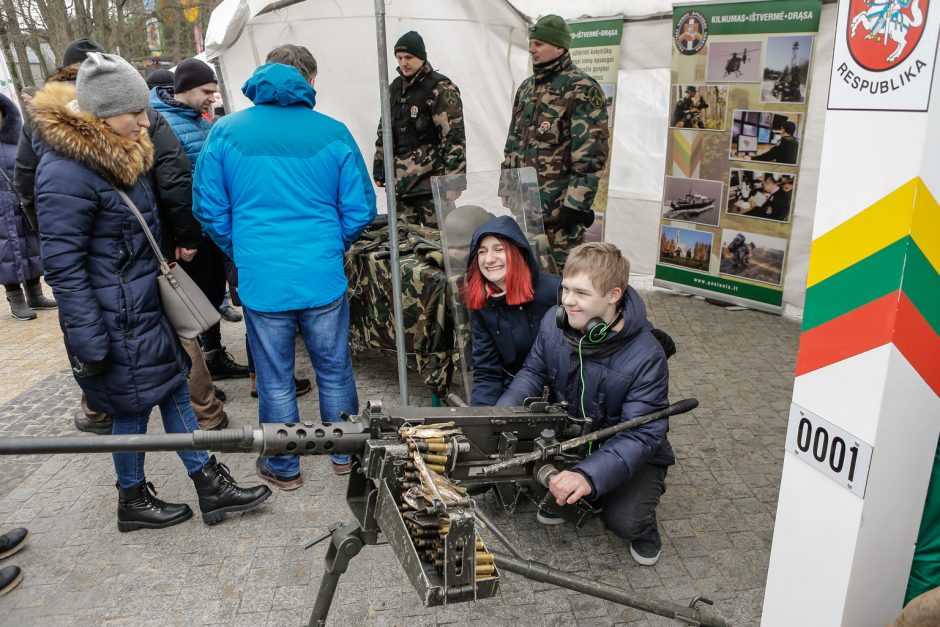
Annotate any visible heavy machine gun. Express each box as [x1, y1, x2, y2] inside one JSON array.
[[0, 397, 731, 627]]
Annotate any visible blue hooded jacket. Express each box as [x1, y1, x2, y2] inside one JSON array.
[[193, 63, 377, 312], [497, 285, 674, 498], [151, 86, 213, 165], [467, 216, 560, 406]]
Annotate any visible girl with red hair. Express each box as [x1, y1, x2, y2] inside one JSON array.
[[461, 216, 560, 405]]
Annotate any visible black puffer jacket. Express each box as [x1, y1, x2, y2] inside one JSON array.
[[146, 106, 201, 257], [31, 82, 188, 415], [467, 216, 560, 406]]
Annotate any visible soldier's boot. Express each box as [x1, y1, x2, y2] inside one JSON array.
[[189, 456, 271, 525], [24, 280, 57, 309], [205, 347, 250, 380], [117, 481, 193, 532], [5, 287, 36, 321]]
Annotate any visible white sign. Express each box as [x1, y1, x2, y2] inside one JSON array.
[[785, 403, 873, 497], [828, 0, 940, 111]]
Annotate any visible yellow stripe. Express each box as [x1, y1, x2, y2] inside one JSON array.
[[912, 180, 940, 275], [807, 179, 918, 288]]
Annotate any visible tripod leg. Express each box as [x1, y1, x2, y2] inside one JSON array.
[[308, 524, 366, 627]]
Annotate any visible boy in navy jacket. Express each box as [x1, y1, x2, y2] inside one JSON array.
[[498, 242, 673, 565]]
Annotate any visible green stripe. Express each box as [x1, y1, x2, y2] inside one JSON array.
[[903, 242, 940, 338], [654, 265, 783, 306], [802, 238, 907, 332], [802, 237, 940, 336]]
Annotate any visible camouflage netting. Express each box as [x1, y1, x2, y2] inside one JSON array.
[[345, 220, 458, 395]]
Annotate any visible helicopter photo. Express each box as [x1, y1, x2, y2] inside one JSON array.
[[706, 40, 763, 82], [722, 47, 761, 78]]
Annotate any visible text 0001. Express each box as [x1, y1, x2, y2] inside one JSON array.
[[785, 404, 873, 498]]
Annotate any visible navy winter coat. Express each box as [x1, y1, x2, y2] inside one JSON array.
[[467, 216, 560, 406], [0, 93, 42, 286], [498, 286, 674, 498], [151, 87, 212, 165], [31, 82, 188, 415]]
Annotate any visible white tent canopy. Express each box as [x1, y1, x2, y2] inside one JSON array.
[[203, 0, 835, 317]]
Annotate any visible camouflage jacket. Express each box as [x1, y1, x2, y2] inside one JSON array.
[[374, 62, 467, 199], [502, 53, 609, 226]]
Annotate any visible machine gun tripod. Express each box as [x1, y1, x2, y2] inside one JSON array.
[[0, 398, 731, 626]]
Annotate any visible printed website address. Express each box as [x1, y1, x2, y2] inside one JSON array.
[[691, 276, 739, 292]]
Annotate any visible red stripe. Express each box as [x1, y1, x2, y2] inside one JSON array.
[[895, 292, 940, 397], [795, 292, 899, 376]]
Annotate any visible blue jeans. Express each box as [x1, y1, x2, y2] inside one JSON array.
[[244, 295, 358, 477], [112, 382, 211, 489]]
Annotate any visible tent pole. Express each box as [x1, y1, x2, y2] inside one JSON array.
[[374, 0, 409, 406]]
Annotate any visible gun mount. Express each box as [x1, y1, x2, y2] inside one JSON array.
[[0, 398, 731, 627]]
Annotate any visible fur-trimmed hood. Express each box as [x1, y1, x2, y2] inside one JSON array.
[[0, 92, 22, 145], [28, 81, 153, 188]]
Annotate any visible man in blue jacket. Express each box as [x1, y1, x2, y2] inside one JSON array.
[[193, 45, 376, 489], [154, 57, 248, 380], [498, 242, 673, 566]]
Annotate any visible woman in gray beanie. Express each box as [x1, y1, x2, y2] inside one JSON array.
[[28, 52, 271, 532]]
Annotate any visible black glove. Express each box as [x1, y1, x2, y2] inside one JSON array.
[[651, 328, 677, 359], [71, 356, 111, 378], [558, 207, 596, 230]]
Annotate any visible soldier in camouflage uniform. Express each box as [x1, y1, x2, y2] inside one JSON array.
[[374, 31, 467, 229], [502, 15, 610, 269]]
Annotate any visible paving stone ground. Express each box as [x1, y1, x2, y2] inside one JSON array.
[[0, 275, 800, 626]]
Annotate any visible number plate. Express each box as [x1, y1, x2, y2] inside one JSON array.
[[786, 404, 873, 498]]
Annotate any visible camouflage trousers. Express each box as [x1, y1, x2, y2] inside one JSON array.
[[397, 195, 438, 229], [546, 222, 587, 271]]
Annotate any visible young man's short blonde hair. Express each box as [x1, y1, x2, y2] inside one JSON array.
[[563, 242, 630, 295]]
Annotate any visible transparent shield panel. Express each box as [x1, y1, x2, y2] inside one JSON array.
[[431, 168, 555, 403]]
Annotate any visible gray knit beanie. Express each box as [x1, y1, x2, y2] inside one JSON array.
[[76, 53, 151, 118]]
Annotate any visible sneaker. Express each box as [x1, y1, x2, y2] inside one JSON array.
[[629, 540, 662, 566], [536, 509, 566, 525], [0, 528, 29, 559], [206, 349, 250, 380], [219, 305, 243, 322], [256, 458, 303, 491], [332, 461, 352, 475], [74, 412, 113, 435], [213, 385, 227, 402]]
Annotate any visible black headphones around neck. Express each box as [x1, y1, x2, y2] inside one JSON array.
[[555, 305, 623, 344]]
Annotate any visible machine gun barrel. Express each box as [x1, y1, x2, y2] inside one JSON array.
[[0, 422, 371, 458], [491, 551, 731, 627], [481, 398, 698, 476]]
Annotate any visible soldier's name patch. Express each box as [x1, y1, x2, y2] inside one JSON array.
[[587, 86, 605, 109]]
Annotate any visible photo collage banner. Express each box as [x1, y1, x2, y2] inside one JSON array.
[[654, 1, 822, 313]]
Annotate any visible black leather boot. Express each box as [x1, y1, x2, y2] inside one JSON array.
[[189, 456, 272, 525], [5, 287, 36, 321], [116, 481, 193, 532], [24, 281, 57, 309]]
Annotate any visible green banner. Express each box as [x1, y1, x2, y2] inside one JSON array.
[[673, 1, 821, 36], [656, 0, 821, 314], [568, 16, 623, 244]]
